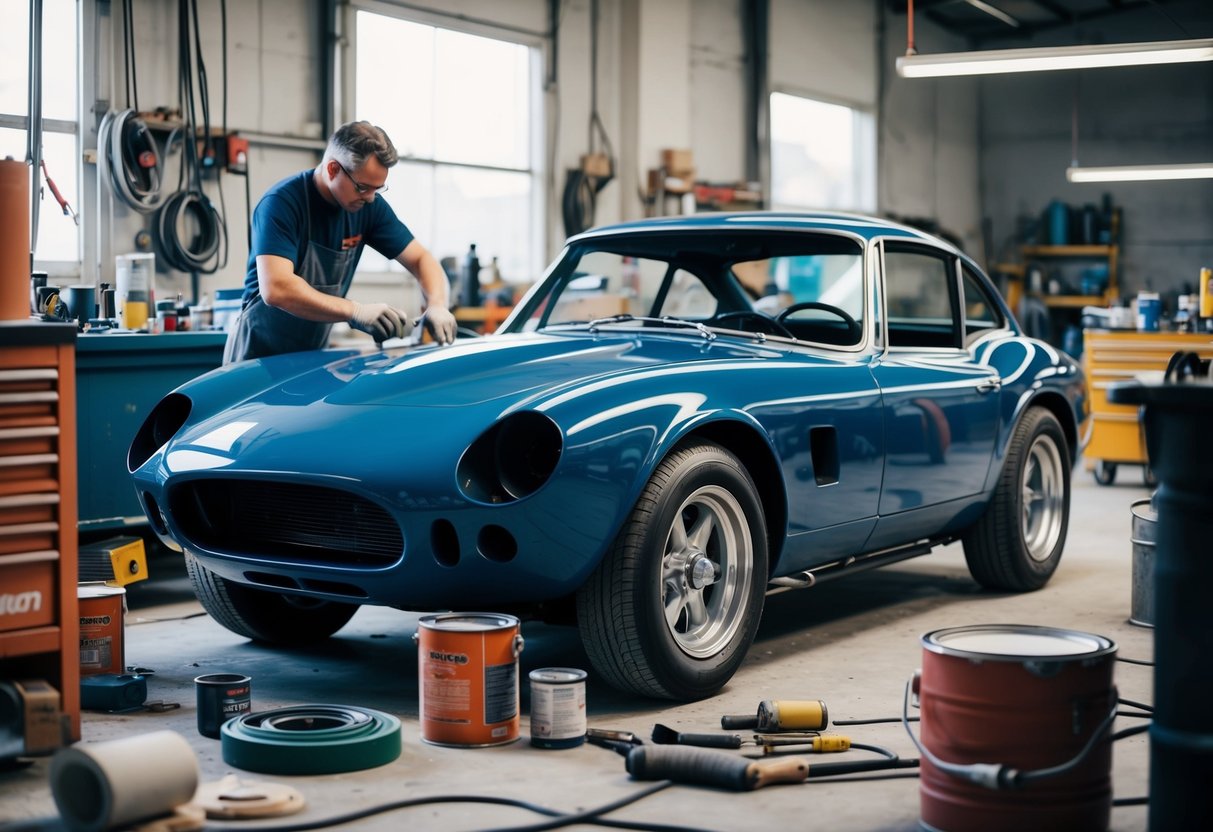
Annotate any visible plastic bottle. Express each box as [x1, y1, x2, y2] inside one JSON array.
[[462, 243, 481, 308]]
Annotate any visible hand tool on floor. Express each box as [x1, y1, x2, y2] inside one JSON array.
[[651, 723, 745, 749], [720, 698, 829, 732], [625, 745, 809, 791]]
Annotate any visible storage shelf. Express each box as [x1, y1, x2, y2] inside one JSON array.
[[0, 626, 61, 659], [1022, 245, 1116, 257], [1043, 295, 1108, 309]]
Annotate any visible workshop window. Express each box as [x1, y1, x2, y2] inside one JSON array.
[[0, 0, 79, 269], [769, 92, 875, 212], [351, 8, 542, 290]]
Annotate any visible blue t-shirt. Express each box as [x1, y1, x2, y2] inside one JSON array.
[[242, 170, 414, 302]]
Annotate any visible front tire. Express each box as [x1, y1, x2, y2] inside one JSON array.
[[963, 407, 1070, 591], [186, 553, 359, 644], [576, 441, 767, 700]]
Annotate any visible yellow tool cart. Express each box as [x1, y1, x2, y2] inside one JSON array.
[[1083, 329, 1213, 485]]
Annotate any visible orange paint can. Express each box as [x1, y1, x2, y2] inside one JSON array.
[[78, 584, 126, 676], [414, 613, 523, 747]]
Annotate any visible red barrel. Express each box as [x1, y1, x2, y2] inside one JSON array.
[[917, 624, 1117, 832]]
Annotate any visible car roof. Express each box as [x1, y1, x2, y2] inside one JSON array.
[[571, 211, 955, 250]]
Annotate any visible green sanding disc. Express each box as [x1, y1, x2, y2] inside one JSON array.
[[221, 704, 402, 775]]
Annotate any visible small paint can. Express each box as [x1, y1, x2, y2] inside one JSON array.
[[78, 584, 126, 676], [529, 668, 587, 748], [195, 673, 252, 739], [414, 613, 523, 747]]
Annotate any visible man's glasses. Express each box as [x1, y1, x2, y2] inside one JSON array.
[[336, 161, 389, 195]]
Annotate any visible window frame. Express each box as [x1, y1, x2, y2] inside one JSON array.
[[1, 0, 84, 278], [339, 1, 547, 285], [878, 240, 963, 352]]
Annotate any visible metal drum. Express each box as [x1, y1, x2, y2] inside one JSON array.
[[917, 624, 1117, 832], [1129, 498, 1156, 627]]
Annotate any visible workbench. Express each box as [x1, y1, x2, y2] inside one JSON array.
[[75, 330, 227, 529], [1082, 329, 1213, 485]]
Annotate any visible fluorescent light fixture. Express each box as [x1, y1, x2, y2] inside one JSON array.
[[896, 37, 1213, 78], [1066, 163, 1213, 183]]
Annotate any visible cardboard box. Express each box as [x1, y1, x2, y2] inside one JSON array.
[[580, 153, 612, 178], [661, 148, 695, 176], [14, 679, 63, 755]]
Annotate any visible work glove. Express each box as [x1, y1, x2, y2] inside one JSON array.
[[348, 301, 412, 342], [423, 305, 458, 345]]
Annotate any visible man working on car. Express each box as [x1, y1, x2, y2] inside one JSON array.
[[224, 120, 457, 363]]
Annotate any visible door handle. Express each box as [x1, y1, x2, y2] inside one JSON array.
[[976, 378, 1002, 393]]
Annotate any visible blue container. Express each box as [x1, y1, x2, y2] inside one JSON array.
[[1136, 293, 1161, 332], [1047, 200, 1070, 246]]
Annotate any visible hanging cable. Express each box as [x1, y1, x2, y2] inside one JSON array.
[[561, 0, 615, 237], [153, 0, 227, 279], [98, 108, 167, 212]]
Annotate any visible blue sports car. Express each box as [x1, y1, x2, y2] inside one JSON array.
[[129, 213, 1087, 700]]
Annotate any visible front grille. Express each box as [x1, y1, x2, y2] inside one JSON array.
[[169, 479, 403, 567]]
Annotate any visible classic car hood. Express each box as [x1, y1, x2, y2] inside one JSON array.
[[261, 331, 781, 408]]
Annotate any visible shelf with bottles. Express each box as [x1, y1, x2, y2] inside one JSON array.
[[1021, 243, 1120, 307]]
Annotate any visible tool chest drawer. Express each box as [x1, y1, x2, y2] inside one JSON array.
[[0, 323, 79, 742], [1082, 330, 1213, 482]]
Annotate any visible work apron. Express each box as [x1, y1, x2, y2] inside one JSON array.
[[224, 179, 359, 363]]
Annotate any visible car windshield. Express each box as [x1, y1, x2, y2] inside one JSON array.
[[504, 230, 866, 347]]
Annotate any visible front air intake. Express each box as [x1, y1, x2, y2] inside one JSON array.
[[168, 479, 403, 567]]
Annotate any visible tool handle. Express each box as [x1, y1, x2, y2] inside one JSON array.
[[626, 746, 807, 791], [677, 732, 743, 749], [720, 714, 759, 730]]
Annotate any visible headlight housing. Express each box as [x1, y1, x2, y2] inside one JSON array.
[[128, 393, 192, 472], [457, 412, 562, 503]]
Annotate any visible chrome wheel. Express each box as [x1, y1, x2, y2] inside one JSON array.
[[962, 406, 1070, 592], [661, 485, 754, 659], [576, 441, 767, 699], [1022, 434, 1066, 563]]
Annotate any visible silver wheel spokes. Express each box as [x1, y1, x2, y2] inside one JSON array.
[[1021, 434, 1065, 562], [661, 485, 753, 658]]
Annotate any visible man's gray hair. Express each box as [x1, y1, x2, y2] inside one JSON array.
[[323, 121, 398, 170]]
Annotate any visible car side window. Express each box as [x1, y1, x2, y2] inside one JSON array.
[[883, 246, 961, 349], [961, 264, 1005, 344]]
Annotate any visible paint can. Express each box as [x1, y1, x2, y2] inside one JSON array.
[[195, 673, 252, 739], [414, 613, 523, 747], [1129, 498, 1156, 627], [529, 668, 587, 748], [78, 584, 126, 677], [916, 624, 1117, 832]]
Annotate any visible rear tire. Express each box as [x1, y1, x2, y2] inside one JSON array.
[[963, 407, 1070, 591], [576, 441, 767, 700], [186, 553, 359, 644]]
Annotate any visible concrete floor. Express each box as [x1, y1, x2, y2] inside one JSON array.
[[2, 462, 1157, 831]]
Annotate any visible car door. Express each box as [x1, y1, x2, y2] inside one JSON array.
[[867, 241, 1001, 548]]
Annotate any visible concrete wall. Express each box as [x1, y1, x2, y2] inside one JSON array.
[[978, 0, 1213, 298], [878, 6, 983, 257], [89, 0, 980, 305]]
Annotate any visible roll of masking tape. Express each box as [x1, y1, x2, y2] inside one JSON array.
[[50, 730, 199, 832]]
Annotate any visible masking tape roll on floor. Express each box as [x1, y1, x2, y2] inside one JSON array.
[[49, 730, 199, 832], [221, 704, 402, 775]]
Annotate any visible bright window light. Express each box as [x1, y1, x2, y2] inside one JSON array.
[[354, 9, 540, 286], [0, 0, 79, 265], [769, 92, 876, 212]]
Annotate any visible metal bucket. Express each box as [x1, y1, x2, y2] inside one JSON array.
[[917, 624, 1117, 832], [1129, 498, 1156, 628], [414, 613, 523, 747]]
